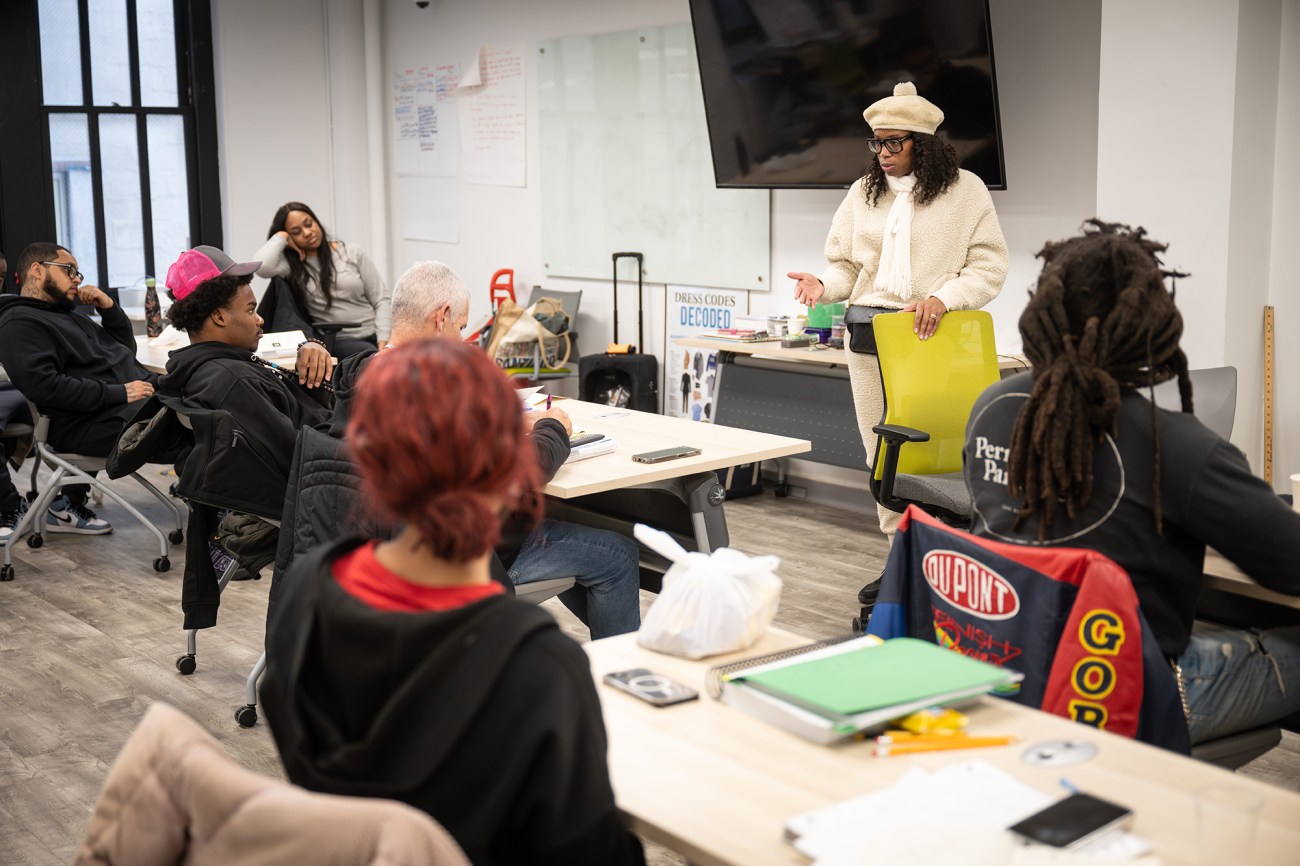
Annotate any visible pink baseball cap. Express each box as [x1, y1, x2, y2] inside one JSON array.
[[165, 245, 261, 300]]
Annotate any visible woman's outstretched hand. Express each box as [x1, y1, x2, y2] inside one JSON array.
[[788, 271, 825, 306]]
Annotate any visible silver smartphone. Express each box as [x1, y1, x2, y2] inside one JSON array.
[[602, 668, 699, 707], [632, 445, 701, 464], [1008, 793, 1133, 849]]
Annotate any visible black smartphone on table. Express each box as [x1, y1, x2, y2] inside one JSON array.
[[602, 668, 699, 707], [1008, 793, 1133, 849], [632, 445, 701, 464]]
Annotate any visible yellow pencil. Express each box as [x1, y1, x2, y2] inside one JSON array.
[[873, 735, 1015, 756]]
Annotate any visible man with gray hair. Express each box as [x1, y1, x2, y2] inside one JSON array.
[[327, 260, 641, 638]]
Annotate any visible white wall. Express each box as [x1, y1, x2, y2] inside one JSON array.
[[1269, 0, 1300, 491], [212, 0, 377, 295], [214, 0, 1300, 488], [376, 0, 1101, 368]]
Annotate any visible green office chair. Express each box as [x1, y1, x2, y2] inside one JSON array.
[[854, 310, 1000, 633], [869, 310, 1000, 521]]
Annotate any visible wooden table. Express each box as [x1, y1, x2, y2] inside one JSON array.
[[540, 400, 809, 584], [674, 336, 1029, 373], [1202, 549, 1300, 612], [135, 334, 307, 375], [544, 398, 810, 499], [674, 336, 1025, 479], [585, 628, 1300, 866]]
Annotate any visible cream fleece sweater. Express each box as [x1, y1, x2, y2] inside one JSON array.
[[818, 169, 1008, 312]]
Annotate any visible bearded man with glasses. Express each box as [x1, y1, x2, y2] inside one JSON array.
[[0, 242, 161, 535]]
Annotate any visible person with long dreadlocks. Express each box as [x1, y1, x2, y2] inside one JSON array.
[[964, 219, 1300, 744], [789, 82, 1008, 541]]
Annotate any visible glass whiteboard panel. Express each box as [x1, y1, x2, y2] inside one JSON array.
[[539, 24, 770, 292]]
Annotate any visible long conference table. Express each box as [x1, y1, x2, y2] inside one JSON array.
[[586, 627, 1300, 866]]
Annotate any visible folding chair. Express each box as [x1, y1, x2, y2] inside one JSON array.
[[1, 394, 186, 581]]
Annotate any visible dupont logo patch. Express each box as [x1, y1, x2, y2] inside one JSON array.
[[922, 550, 1019, 620]]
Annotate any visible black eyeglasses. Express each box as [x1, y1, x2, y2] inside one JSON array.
[[867, 134, 913, 154], [41, 261, 83, 281]]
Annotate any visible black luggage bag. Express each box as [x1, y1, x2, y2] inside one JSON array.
[[579, 252, 659, 413]]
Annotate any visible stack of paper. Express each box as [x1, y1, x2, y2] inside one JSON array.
[[721, 637, 1022, 744], [787, 761, 1151, 866], [256, 330, 308, 360], [565, 435, 616, 463]]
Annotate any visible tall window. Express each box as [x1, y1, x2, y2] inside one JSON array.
[[26, 0, 217, 289]]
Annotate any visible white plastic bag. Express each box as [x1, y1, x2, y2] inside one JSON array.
[[633, 523, 782, 659]]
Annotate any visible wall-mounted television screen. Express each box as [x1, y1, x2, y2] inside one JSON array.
[[688, 0, 1006, 189]]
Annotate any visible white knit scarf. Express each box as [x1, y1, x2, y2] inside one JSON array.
[[873, 173, 917, 299]]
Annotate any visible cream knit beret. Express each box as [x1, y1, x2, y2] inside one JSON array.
[[863, 82, 944, 135]]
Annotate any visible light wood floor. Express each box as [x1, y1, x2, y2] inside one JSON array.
[[0, 467, 1295, 864]]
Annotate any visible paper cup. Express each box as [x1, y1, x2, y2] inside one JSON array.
[[1196, 785, 1263, 866]]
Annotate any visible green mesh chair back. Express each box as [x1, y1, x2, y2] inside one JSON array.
[[869, 311, 999, 517]]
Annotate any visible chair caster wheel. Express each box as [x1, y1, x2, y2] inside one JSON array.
[[154, 556, 170, 572], [169, 529, 184, 544], [775, 483, 790, 498], [176, 654, 196, 675], [0, 564, 14, 581], [851, 616, 865, 636], [27, 534, 43, 549], [234, 705, 258, 728]]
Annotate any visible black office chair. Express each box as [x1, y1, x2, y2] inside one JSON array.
[[256, 276, 362, 355]]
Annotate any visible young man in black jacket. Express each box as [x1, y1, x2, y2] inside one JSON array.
[[0, 243, 158, 535], [157, 246, 333, 479]]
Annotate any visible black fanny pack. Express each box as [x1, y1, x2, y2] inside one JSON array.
[[843, 305, 898, 355]]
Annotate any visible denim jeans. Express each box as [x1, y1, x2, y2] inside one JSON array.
[[509, 519, 641, 640], [1179, 620, 1300, 744]]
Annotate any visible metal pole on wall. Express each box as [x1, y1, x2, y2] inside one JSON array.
[[1264, 305, 1274, 486]]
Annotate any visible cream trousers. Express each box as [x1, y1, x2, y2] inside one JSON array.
[[843, 346, 902, 539]]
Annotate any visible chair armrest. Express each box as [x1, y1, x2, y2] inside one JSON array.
[[311, 322, 362, 354], [872, 423, 930, 444], [312, 321, 362, 335], [869, 424, 930, 512]]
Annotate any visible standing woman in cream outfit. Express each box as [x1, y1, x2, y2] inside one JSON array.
[[789, 82, 1009, 541]]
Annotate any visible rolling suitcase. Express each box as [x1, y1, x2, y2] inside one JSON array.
[[579, 252, 659, 412]]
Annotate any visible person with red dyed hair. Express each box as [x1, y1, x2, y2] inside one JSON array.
[[260, 339, 646, 866]]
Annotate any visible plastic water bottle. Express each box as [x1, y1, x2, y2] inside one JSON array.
[[144, 276, 162, 337]]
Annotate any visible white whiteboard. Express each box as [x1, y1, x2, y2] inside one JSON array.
[[538, 24, 770, 292]]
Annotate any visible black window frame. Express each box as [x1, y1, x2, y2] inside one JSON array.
[[0, 0, 221, 291]]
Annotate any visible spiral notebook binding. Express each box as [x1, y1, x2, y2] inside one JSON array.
[[704, 632, 860, 699]]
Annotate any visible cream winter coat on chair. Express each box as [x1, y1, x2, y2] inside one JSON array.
[[74, 702, 470, 866]]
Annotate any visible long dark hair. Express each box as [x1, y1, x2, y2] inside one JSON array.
[[1008, 219, 1192, 538], [862, 132, 961, 207], [267, 201, 336, 311]]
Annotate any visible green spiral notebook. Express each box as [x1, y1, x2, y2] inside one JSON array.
[[717, 637, 1021, 744]]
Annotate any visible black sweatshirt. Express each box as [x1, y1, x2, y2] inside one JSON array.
[[261, 537, 646, 866], [964, 372, 1300, 657], [0, 295, 156, 445], [159, 341, 331, 478]]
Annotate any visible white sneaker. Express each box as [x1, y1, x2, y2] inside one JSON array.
[[45, 495, 113, 535]]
